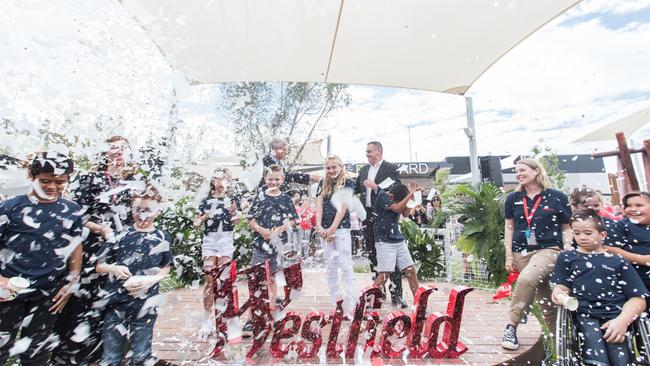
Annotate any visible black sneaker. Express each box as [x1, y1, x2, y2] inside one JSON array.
[[392, 296, 408, 309], [242, 320, 253, 338], [501, 324, 519, 350]]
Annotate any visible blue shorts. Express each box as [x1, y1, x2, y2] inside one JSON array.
[[250, 246, 279, 273]]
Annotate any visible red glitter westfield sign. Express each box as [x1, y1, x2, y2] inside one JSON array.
[[208, 261, 473, 361]]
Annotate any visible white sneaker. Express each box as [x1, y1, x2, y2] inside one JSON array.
[[198, 319, 214, 341]]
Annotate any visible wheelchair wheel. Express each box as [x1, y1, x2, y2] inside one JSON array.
[[556, 307, 580, 366], [633, 316, 650, 365]]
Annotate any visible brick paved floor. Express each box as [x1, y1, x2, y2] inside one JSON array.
[[153, 271, 542, 365]]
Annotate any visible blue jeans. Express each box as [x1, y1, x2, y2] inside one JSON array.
[[575, 314, 632, 366], [102, 308, 156, 366]]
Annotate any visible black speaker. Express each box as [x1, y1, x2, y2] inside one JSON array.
[[479, 156, 503, 186]]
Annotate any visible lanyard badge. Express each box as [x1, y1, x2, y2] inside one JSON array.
[[523, 194, 543, 247]]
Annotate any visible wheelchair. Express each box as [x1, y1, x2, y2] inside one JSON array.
[[556, 307, 650, 365]]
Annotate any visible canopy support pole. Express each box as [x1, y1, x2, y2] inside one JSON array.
[[464, 96, 481, 184]]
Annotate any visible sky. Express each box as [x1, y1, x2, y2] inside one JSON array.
[[1, 0, 650, 169]]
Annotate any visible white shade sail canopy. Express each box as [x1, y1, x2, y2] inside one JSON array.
[[119, 0, 581, 94], [573, 107, 650, 143]]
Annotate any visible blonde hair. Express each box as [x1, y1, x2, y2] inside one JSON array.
[[515, 158, 552, 192], [132, 183, 162, 203], [320, 155, 348, 198], [209, 167, 232, 197]]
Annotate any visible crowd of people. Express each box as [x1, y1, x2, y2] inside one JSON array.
[[501, 158, 650, 366], [2, 135, 650, 366], [0, 137, 428, 365]]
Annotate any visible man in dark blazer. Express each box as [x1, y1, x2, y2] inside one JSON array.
[[355, 141, 406, 308]]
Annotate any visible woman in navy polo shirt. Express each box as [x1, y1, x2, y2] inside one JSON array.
[[501, 158, 573, 350]]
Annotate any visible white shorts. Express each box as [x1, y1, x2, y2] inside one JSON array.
[[376, 240, 415, 272], [202, 231, 235, 258]]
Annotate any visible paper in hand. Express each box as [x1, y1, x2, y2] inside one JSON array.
[[426, 189, 438, 201], [377, 177, 395, 190], [407, 190, 423, 208]]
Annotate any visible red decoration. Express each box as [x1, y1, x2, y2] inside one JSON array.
[[326, 299, 345, 359], [344, 285, 383, 359], [374, 312, 412, 358], [424, 286, 474, 358], [492, 271, 519, 301], [276, 262, 303, 311], [408, 286, 438, 357], [207, 261, 475, 361], [208, 261, 239, 357], [269, 312, 302, 357], [297, 311, 327, 359]]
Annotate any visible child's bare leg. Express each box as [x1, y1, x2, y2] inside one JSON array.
[[268, 276, 277, 310], [403, 266, 420, 297], [217, 256, 231, 266], [374, 272, 389, 291], [202, 256, 217, 313]]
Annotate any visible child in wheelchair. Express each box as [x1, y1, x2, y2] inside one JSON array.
[[552, 209, 649, 366]]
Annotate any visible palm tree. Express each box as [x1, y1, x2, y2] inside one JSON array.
[[446, 182, 507, 286]]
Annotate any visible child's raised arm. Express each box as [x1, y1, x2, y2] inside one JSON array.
[[602, 296, 646, 344], [388, 182, 420, 214]]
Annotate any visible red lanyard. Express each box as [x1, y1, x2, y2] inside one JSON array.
[[522, 194, 543, 228]]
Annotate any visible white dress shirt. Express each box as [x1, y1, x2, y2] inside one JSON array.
[[365, 160, 383, 207]]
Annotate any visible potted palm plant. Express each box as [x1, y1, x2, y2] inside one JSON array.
[[445, 182, 507, 286]]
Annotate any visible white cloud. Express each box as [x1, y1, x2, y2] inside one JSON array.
[[1, 0, 649, 173], [571, 0, 650, 16]]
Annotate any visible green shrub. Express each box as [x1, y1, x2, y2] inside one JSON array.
[[232, 219, 253, 268], [156, 196, 203, 285], [400, 220, 445, 280], [446, 182, 507, 286]]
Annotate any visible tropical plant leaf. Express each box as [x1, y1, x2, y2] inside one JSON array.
[[447, 182, 508, 286]]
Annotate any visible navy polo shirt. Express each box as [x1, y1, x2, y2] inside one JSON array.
[[504, 189, 571, 252], [316, 178, 355, 229], [0, 195, 84, 291], [98, 227, 173, 313], [373, 190, 404, 243], [605, 218, 650, 283], [248, 191, 298, 250], [553, 251, 649, 320], [198, 195, 240, 233]]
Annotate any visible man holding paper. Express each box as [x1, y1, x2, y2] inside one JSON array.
[[354, 141, 406, 308]]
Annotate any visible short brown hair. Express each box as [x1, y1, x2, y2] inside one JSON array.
[[132, 183, 162, 203], [264, 164, 284, 178], [367, 141, 383, 153], [622, 192, 650, 208], [570, 209, 605, 232]]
